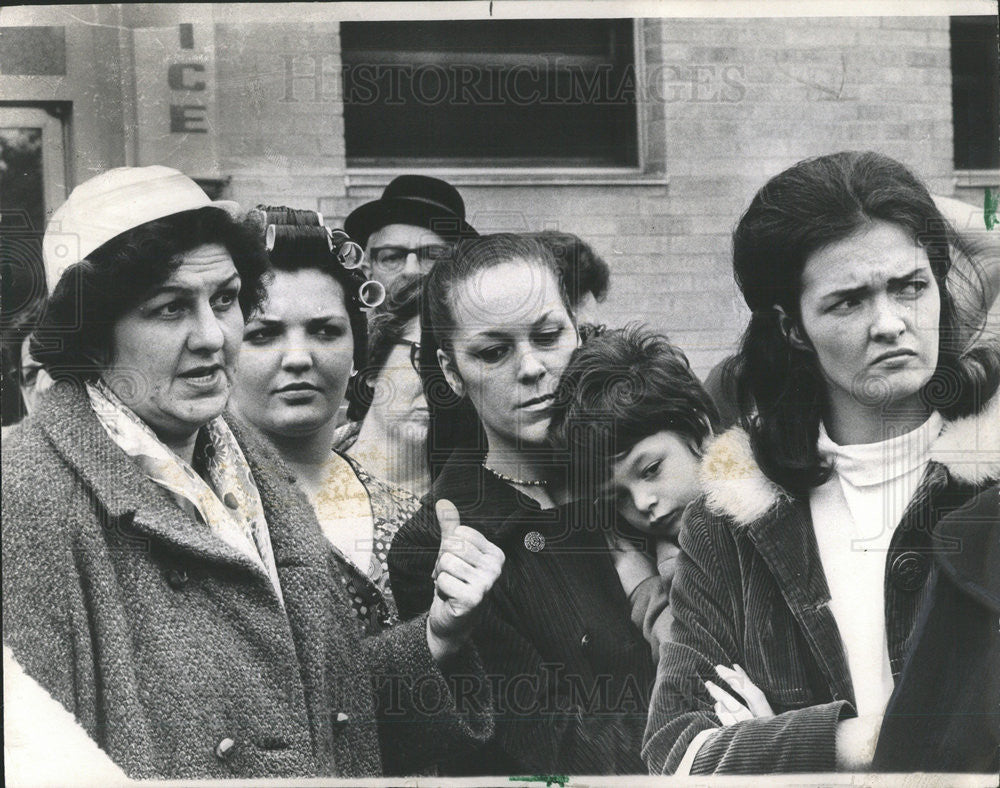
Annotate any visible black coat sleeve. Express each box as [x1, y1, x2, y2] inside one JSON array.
[[387, 501, 441, 621]]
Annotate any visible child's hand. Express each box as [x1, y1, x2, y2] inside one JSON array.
[[609, 532, 658, 595], [704, 664, 774, 726], [655, 540, 681, 588]]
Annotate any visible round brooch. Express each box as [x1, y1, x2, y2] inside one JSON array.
[[523, 531, 545, 553]]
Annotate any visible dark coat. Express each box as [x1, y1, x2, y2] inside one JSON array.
[[389, 457, 655, 775], [873, 484, 1000, 773], [2, 384, 491, 780], [643, 398, 1000, 775]]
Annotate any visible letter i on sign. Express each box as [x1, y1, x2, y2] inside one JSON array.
[[180, 23, 194, 49]]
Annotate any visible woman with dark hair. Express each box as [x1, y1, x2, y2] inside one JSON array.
[[336, 273, 431, 501], [420, 231, 612, 483], [389, 234, 658, 775], [231, 208, 421, 630], [644, 151, 1000, 775], [3, 168, 498, 780]]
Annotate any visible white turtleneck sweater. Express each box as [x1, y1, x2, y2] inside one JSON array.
[[810, 412, 944, 716]]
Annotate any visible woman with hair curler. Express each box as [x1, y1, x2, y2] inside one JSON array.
[[643, 151, 1000, 775], [336, 273, 431, 502], [231, 206, 424, 630]]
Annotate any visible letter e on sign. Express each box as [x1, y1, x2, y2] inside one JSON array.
[[170, 105, 208, 133]]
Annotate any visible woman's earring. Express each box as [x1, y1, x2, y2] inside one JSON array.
[[437, 349, 465, 398]]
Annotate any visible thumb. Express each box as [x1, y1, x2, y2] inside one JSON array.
[[436, 498, 462, 549]]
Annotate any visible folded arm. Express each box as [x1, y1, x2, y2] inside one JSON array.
[[642, 501, 851, 775]]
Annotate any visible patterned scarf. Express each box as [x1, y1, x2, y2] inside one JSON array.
[[87, 380, 283, 605]]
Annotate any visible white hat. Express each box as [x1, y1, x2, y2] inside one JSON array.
[[42, 165, 240, 293]]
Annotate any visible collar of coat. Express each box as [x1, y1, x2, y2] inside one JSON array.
[[31, 382, 328, 576], [700, 393, 1000, 526]]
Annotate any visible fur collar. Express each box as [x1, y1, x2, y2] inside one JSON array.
[[701, 394, 1000, 525]]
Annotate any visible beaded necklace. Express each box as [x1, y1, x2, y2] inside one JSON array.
[[483, 464, 547, 488]]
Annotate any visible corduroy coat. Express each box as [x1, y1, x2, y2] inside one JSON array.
[[2, 384, 492, 780], [642, 395, 1000, 775]]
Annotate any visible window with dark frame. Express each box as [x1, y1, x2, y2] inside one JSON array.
[[951, 16, 1000, 171], [340, 19, 638, 168]]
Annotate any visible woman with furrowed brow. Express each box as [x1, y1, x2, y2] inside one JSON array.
[[643, 151, 1000, 776]]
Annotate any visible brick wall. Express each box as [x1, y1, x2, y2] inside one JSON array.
[[215, 22, 347, 210], [324, 17, 956, 376], [610, 16, 956, 374], [3, 9, 967, 378]]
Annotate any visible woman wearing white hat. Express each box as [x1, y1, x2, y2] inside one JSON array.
[[2, 166, 500, 780]]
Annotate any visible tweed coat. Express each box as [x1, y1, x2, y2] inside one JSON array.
[[2, 384, 492, 780], [390, 457, 655, 775], [642, 395, 1000, 775]]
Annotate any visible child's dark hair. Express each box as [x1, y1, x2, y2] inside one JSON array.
[[547, 324, 718, 497]]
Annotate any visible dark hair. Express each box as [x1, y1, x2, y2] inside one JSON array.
[[526, 231, 610, 308], [1, 295, 47, 425], [420, 233, 576, 479], [548, 324, 718, 498], [731, 150, 1000, 496], [255, 206, 370, 376], [347, 273, 422, 422], [32, 207, 269, 382]]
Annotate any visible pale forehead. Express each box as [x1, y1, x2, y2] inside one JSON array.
[[257, 268, 349, 320], [450, 259, 566, 334], [164, 243, 237, 287], [612, 430, 691, 484], [801, 221, 930, 293], [366, 224, 446, 250]]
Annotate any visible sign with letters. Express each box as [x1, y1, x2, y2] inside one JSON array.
[[132, 21, 220, 177]]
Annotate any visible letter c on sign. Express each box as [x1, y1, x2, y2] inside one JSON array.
[[168, 63, 206, 91]]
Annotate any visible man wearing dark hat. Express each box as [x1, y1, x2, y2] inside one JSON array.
[[345, 175, 478, 288]]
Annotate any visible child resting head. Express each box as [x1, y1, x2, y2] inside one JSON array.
[[547, 324, 719, 575]]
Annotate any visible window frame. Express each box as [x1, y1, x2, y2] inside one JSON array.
[[342, 19, 667, 188], [950, 15, 1000, 183], [0, 104, 70, 216]]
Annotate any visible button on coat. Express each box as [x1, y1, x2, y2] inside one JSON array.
[[166, 567, 189, 589], [890, 551, 929, 592], [215, 737, 236, 761]]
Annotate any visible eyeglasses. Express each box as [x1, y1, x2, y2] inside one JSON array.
[[398, 339, 421, 373], [369, 244, 451, 273]]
